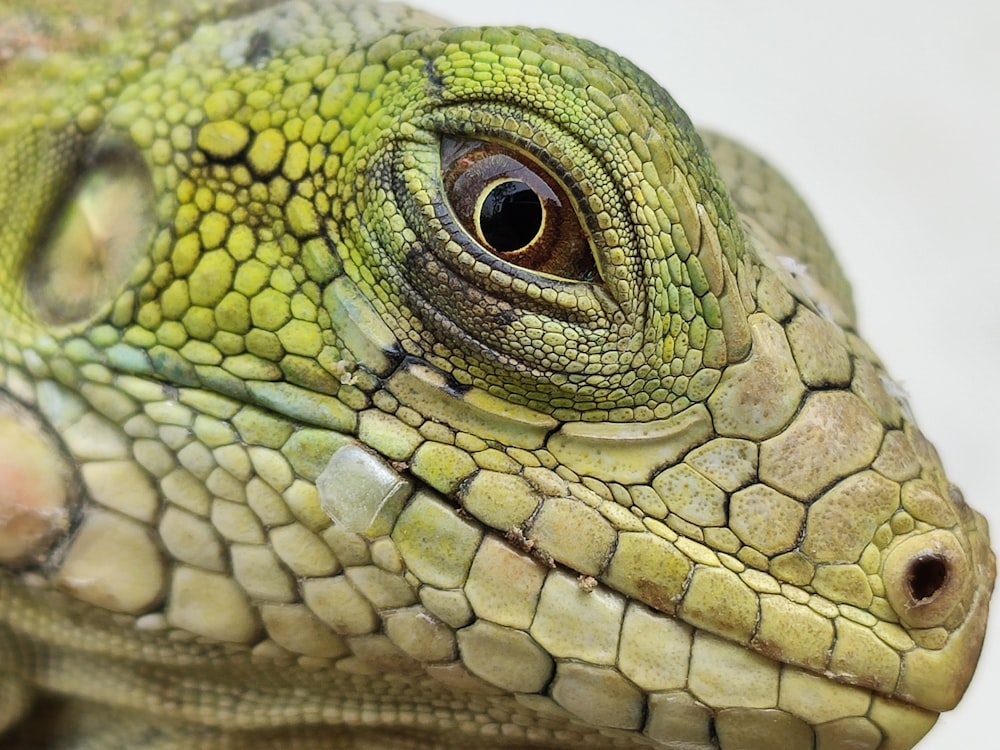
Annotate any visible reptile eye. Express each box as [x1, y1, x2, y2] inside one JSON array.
[[441, 137, 597, 281], [27, 147, 155, 325], [884, 530, 969, 629]]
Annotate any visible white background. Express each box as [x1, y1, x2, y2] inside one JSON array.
[[413, 2, 998, 748]]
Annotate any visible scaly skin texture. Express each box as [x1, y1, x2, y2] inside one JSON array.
[[0, 1, 994, 748]]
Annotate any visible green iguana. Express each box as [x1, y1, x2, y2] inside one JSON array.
[[0, 1, 993, 748]]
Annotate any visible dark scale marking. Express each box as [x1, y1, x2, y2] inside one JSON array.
[[245, 30, 273, 67]]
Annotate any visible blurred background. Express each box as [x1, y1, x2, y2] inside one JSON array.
[[416, 1, 998, 748]]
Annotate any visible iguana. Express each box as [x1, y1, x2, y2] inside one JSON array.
[[0, 1, 993, 748]]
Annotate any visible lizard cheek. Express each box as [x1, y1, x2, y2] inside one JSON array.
[[883, 530, 970, 629], [26, 145, 155, 326], [0, 396, 73, 567], [440, 136, 598, 282]]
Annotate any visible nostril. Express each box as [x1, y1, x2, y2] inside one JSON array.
[[907, 554, 949, 602], [884, 530, 970, 629]]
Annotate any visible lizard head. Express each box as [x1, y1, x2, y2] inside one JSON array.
[[0, 1, 993, 748]]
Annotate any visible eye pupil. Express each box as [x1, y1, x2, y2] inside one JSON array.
[[479, 180, 543, 254], [907, 555, 949, 601]]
